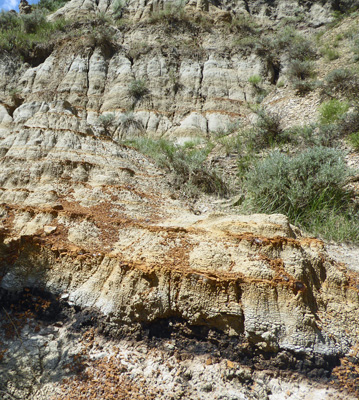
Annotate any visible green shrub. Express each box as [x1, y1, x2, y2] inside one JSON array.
[[249, 109, 284, 149], [98, 113, 115, 128], [148, 1, 187, 24], [36, 0, 70, 12], [0, 10, 69, 56], [338, 107, 359, 136], [242, 147, 358, 241], [248, 74, 261, 86], [112, 0, 124, 19], [97, 113, 115, 135], [272, 27, 316, 61], [353, 35, 359, 61], [319, 99, 350, 124], [118, 112, 144, 139], [348, 131, 359, 150], [0, 11, 22, 31], [281, 124, 316, 146], [230, 14, 260, 35], [292, 79, 318, 95], [124, 138, 227, 196], [321, 46, 340, 61], [21, 10, 46, 34], [287, 59, 315, 80], [234, 36, 258, 51], [128, 79, 150, 102], [324, 68, 359, 98]]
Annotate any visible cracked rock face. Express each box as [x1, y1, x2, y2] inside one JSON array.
[[0, 2, 337, 141], [1, 0, 359, 398], [0, 113, 359, 359]]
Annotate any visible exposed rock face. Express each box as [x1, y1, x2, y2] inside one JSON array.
[[1, 0, 359, 398], [0, 109, 359, 358], [19, 0, 33, 14], [0, 0, 339, 141]]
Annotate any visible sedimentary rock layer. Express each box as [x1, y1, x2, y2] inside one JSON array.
[[0, 116, 358, 359]]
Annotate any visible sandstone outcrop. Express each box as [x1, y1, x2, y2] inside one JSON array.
[[1, 0, 359, 398], [0, 110, 359, 358]]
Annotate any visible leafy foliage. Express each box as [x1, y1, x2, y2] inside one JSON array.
[[36, 0, 70, 12], [319, 99, 350, 124], [242, 147, 358, 242], [324, 68, 359, 98], [287, 59, 315, 80], [112, 0, 125, 19], [128, 79, 150, 102], [248, 109, 285, 149], [0, 10, 68, 57], [124, 138, 227, 196], [348, 131, 359, 150]]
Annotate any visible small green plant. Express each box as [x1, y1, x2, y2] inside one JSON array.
[[112, 0, 124, 19], [0, 10, 70, 57], [248, 109, 284, 149], [128, 79, 150, 103], [292, 79, 318, 96], [321, 46, 340, 61], [98, 113, 115, 135], [272, 27, 316, 61], [287, 59, 315, 81], [117, 112, 144, 139], [36, 0, 70, 12], [124, 138, 227, 196], [352, 34, 359, 61], [148, 0, 187, 24], [21, 10, 46, 34], [229, 14, 260, 35], [338, 106, 359, 136], [248, 74, 262, 86], [324, 68, 359, 98], [348, 131, 359, 150], [319, 99, 350, 124]]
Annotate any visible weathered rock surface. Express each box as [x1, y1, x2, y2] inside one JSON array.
[[0, 1, 340, 141], [0, 112, 359, 360], [1, 0, 359, 399]]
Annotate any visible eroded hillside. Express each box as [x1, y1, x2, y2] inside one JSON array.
[[1, 0, 359, 399]]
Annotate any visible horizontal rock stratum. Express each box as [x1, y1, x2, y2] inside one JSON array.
[[0, 114, 358, 359], [1, 1, 359, 398]]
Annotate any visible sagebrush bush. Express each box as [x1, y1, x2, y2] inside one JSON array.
[[124, 138, 227, 196], [243, 147, 358, 241], [292, 79, 318, 95], [321, 46, 340, 61], [21, 10, 46, 34], [324, 68, 359, 98], [230, 14, 259, 35], [249, 109, 284, 149], [128, 79, 150, 102], [287, 59, 315, 80], [0, 10, 68, 55], [339, 107, 359, 136], [112, 0, 124, 19], [148, 1, 187, 24], [117, 112, 144, 139], [248, 74, 261, 86], [98, 113, 115, 129], [0, 10, 21, 31], [271, 27, 316, 60]]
